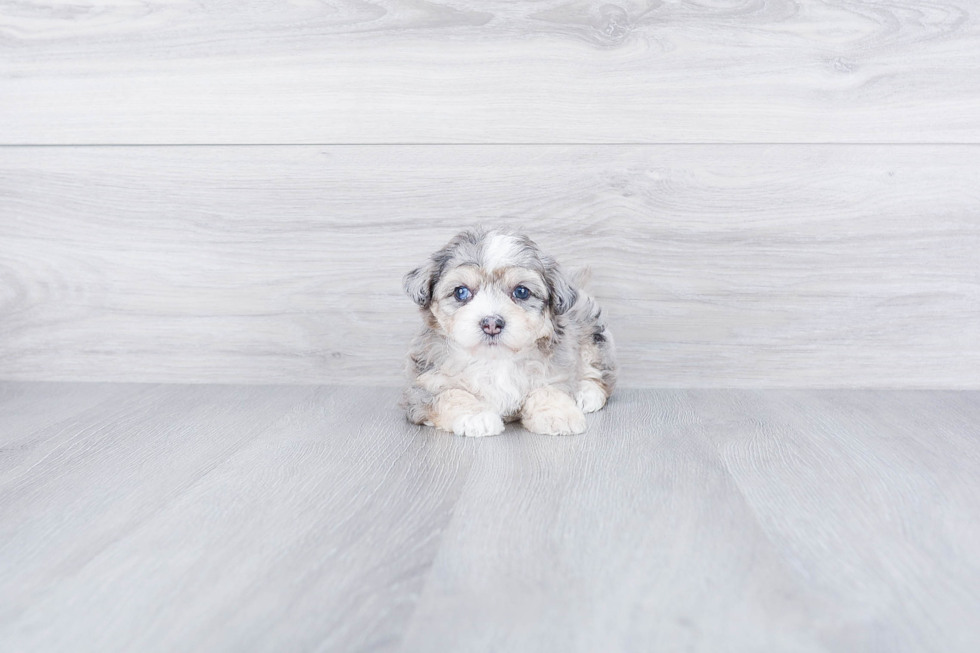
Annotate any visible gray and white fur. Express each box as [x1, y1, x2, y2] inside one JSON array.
[[401, 228, 617, 437]]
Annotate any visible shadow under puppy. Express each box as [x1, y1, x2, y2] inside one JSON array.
[[402, 228, 617, 437]]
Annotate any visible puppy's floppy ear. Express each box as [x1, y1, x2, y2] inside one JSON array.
[[544, 256, 578, 315], [404, 260, 436, 308]]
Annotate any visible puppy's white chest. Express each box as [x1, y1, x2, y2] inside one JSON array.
[[461, 357, 529, 417]]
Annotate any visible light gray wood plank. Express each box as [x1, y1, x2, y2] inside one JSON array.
[[692, 389, 980, 652], [0, 382, 145, 447], [396, 389, 980, 651], [1, 384, 979, 651], [2, 145, 978, 387], [0, 385, 476, 653], [0, 384, 315, 631], [0, 382, 153, 488], [398, 389, 836, 652], [1, 1, 979, 143]]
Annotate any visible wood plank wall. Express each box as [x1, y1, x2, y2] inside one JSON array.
[[1, 1, 978, 386]]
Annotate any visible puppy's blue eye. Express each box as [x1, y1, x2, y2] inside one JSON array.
[[454, 286, 471, 302], [512, 285, 530, 300]]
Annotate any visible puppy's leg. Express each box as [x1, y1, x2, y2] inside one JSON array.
[[521, 386, 587, 436], [575, 338, 616, 413], [431, 388, 505, 438], [575, 379, 608, 414]]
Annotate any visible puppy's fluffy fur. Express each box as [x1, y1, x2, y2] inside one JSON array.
[[402, 229, 617, 437]]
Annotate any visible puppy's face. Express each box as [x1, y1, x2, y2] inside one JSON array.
[[431, 262, 551, 353], [405, 230, 577, 355]]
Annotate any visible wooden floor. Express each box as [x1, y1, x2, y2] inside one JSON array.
[[2, 383, 978, 652]]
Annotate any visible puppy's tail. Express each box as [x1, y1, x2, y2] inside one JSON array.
[[569, 265, 593, 290]]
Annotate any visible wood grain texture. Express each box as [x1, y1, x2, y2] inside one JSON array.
[[2, 145, 979, 387], [0, 384, 476, 652], [1, 1, 979, 143], [0, 383, 315, 627], [398, 389, 833, 652], [0, 382, 145, 449], [1, 384, 979, 651], [689, 389, 980, 651]]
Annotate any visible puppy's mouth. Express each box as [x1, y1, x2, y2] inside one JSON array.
[[469, 333, 518, 354], [482, 334, 501, 346]]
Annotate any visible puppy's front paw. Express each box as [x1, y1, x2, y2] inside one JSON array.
[[452, 411, 505, 438], [522, 404, 587, 436], [575, 382, 607, 414]]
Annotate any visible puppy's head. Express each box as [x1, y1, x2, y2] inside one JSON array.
[[404, 229, 577, 354]]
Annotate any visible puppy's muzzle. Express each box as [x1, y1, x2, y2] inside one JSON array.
[[480, 315, 505, 336]]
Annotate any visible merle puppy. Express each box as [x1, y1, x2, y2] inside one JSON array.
[[402, 229, 616, 437]]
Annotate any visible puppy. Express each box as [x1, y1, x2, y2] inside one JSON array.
[[402, 228, 617, 437]]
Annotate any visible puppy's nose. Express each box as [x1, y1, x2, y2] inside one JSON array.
[[480, 315, 505, 336]]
